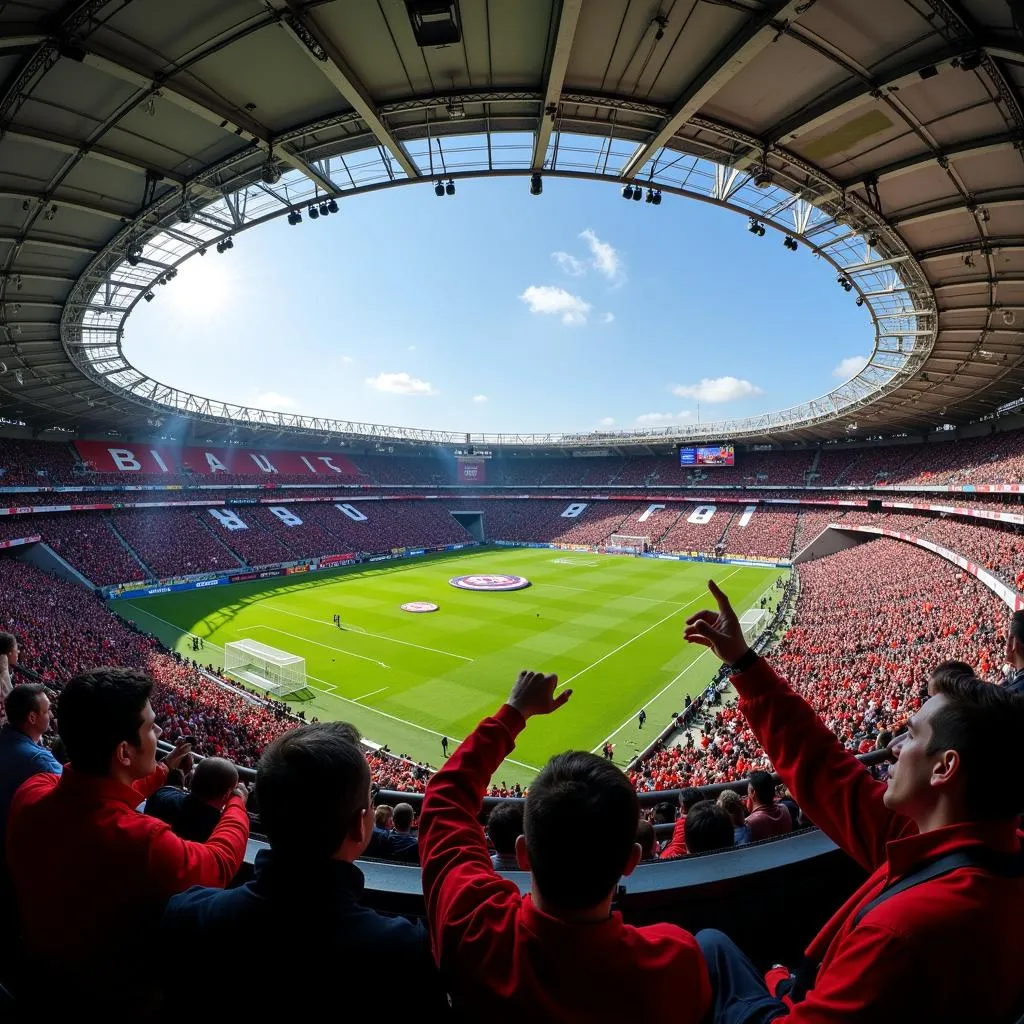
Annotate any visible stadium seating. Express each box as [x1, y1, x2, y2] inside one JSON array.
[[110, 510, 242, 577], [721, 509, 798, 559]]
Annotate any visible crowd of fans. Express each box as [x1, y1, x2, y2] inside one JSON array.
[[629, 538, 1008, 792]]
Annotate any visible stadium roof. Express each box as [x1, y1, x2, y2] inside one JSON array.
[[0, 0, 1020, 448]]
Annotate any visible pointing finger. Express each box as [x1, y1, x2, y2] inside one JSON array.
[[708, 579, 735, 614]]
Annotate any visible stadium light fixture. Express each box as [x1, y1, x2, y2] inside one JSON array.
[[319, 202, 329, 217], [308, 204, 319, 219], [445, 179, 455, 196], [530, 173, 543, 196], [434, 180, 444, 197], [143, 292, 154, 302], [652, 189, 662, 205], [287, 211, 300, 225], [836, 274, 853, 292], [632, 186, 642, 202], [327, 198, 339, 214], [753, 167, 773, 188], [1003, 309, 1016, 326], [855, 295, 864, 307], [783, 236, 798, 250], [748, 219, 765, 236], [622, 185, 633, 200]]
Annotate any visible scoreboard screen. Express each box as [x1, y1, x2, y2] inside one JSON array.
[[679, 445, 735, 467]]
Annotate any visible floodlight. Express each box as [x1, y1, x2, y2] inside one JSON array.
[[445, 179, 455, 196], [632, 186, 642, 201], [645, 188, 654, 203], [652, 189, 662, 205], [309, 205, 319, 219], [753, 167, 773, 188], [144, 292, 154, 302], [225, 237, 233, 249], [748, 219, 765, 236], [327, 199, 339, 214], [319, 203, 329, 216], [287, 211, 300, 225], [434, 180, 444, 197], [783, 236, 798, 250], [261, 162, 282, 185], [530, 173, 543, 196], [1003, 309, 1016, 326], [622, 185, 633, 200], [867, 232, 879, 247], [855, 295, 864, 307]]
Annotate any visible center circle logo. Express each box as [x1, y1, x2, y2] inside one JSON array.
[[449, 574, 531, 592], [401, 601, 439, 613]]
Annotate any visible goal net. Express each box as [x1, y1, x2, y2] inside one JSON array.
[[223, 639, 306, 698], [608, 534, 650, 554]]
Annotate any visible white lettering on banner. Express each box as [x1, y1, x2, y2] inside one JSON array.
[[109, 449, 141, 471], [269, 506, 303, 527], [687, 505, 716, 525], [637, 503, 665, 524], [300, 457, 316, 473], [318, 456, 344, 473], [336, 503, 368, 522], [249, 453, 277, 473], [150, 450, 169, 473], [208, 508, 248, 531], [561, 503, 588, 519], [195, 580, 220, 588], [738, 505, 757, 528], [204, 452, 228, 473]]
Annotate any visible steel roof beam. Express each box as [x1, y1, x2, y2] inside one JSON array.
[[768, 44, 970, 145], [621, 0, 808, 180], [844, 134, 1021, 190], [272, 1, 417, 180], [918, 238, 1024, 261], [934, 276, 1024, 291], [0, 234, 96, 255], [531, 0, 584, 172], [891, 193, 1024, 227]]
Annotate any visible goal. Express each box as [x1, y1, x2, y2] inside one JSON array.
[[608, 534, 650, 554], [223, 639, 307, 698]]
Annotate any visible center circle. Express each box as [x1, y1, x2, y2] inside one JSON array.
[[449, 574, 531, 592]]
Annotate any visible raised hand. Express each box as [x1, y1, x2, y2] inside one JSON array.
[[684, 579, 751, 666], [164, 740, 193, 771], [507, 670, 572, 721]]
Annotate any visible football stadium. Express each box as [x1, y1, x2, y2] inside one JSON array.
[[0, 1, 1022, 1019]]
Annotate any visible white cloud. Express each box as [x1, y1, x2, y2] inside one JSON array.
[[472, 394, 488, 404], [519, 285, 591, 325], [580, 228, 624, 282], [249, 391, 298, 411], [833, 355, 868, 379], [365, 372, 436, 396], [340, 355, 354, 365], [598, 416, 616, 427], [635, 410, 694, 426], [672, 376, 764, 403], [600, 311, 615, 324], [552, 251, 586, 277]]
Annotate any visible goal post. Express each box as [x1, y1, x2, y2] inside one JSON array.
[[223, 639, 306, 698], [608, 534, 650, 554]]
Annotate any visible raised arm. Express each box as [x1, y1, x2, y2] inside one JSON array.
[[419, 671, 570, 970], [685, 581, 913, 872]]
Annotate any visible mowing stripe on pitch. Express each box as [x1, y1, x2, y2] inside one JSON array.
[[238, 625, 390, 669]]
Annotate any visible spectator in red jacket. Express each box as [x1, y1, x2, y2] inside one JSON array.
[[685, 580, 1024, 1023], [419, 669, 711, 1023], [745, 770, 792, 842], [659, 786, 704, 860], [5, 667, 249, 1012]]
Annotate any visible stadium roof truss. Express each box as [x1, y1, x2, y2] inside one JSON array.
[[0, 0, 1018, 447]]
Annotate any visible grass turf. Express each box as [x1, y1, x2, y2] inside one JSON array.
[[112, 547, 785, 786]]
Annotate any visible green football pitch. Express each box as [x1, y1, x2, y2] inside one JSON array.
[[112, 548, 786, 786]]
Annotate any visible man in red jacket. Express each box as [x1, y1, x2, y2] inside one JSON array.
[[419, 669, 710, 1023], [684, 580, 1024, 1023], [5, 666, 250, 1010]]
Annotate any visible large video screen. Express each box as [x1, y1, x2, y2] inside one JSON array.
[[679, 445, 735, 467]]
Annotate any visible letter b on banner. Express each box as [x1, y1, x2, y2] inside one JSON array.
[[336, 503, 368, 522], [269, 506, 303, 527], [687, 505, 716, 524], [561, 503, 588, 518], [208, 508, 247, 531]]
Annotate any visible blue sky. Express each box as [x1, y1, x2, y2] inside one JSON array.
[[124, 177, 871, 435]]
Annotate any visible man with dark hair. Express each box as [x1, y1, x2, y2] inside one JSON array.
[[660, 785, 705, 860], [487, 800, 524, 871], [0, 632, 18, 703], [684, 800, 735, 855], [636, 818, 658, 860], [0, 683, 61, 841], [163, 722, 446, 1016], [746, 770, 791, 842], [6, 667, 249, 1008], [147, 756, 240, 842], [685, 580, 1024, 1023], [1004, 610, 1024, 694], [927, 659, 975, 695], [419, 669, 710, 1021]]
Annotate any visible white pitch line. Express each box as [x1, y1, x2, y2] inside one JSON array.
[[262, 602, 473, 662], [238, 625, 389, 669], [558, 569, 740, 689], [537, 582, 702, 608], [352, 686, 388, 702]]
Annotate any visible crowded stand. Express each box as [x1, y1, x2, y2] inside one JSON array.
[[721, 509, 798, 559], [0, 438, 79, 485], [629, 537, 1008, 793], [552, 501, 636, 546], [29, 513, 147, 586], [792, 507, 848, 550], [110, 510, 242, 578], [207, 510, 295, 566], [656, 504, 735, 553]]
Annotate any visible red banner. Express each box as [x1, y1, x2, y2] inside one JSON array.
[[320, 553, 357, 567], [75, 441, 359, 477], [457, 459, 486, 484]]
